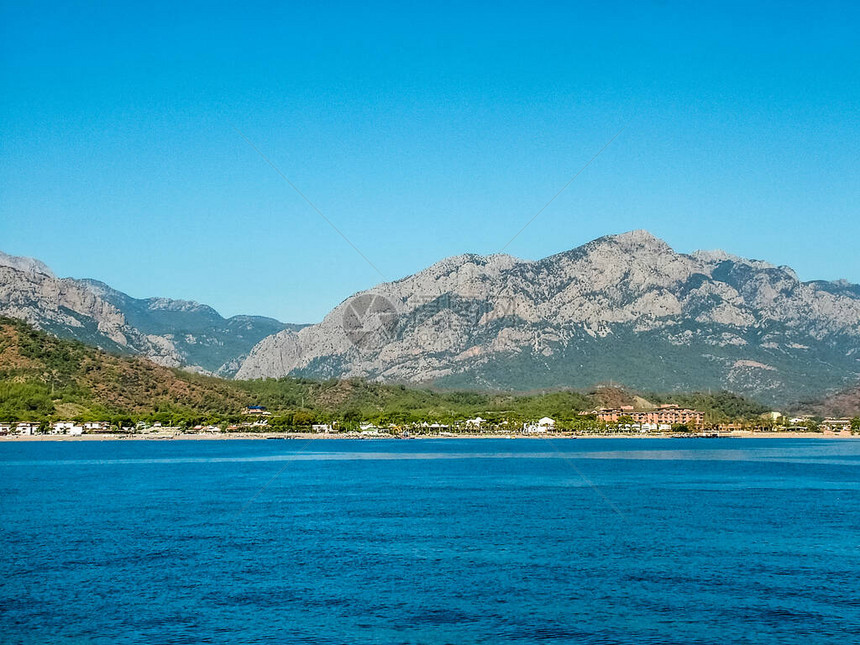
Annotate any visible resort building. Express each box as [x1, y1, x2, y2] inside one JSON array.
[[591, 404, 705, 429], [821, 418, 852, 432], [242, 405, 271, 416]]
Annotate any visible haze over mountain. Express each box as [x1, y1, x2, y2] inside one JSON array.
[[0, 251, 295, 375], [236, 231, 860, 405]]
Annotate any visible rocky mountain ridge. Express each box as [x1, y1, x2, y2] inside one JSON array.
[[0, 251, 293, 375], [236, 231, 860, 405]]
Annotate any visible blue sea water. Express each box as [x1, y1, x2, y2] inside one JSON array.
[[1, 437, 859, 644]]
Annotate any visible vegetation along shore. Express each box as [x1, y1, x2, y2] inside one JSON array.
[[1, 317, 857, 438]]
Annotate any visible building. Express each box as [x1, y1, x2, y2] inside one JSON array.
[[312, 424, 334, 433], [52, 421, 84, 435], [591, 404, 704, 429], [83, 421, 110, 432], [242, 405, 271, 416], [465, 417, 486, 429], [16, 422, 40, 435], [523, 417, 555, 434], [538, 417, 555, 430], [0, 423, 12, 435], [821, 418, 852, 432]]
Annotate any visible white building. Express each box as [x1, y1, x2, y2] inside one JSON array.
[[312, 424, 334, 433], [465, 417, 486, 429], [538, 417, 556, 430], [16, 422, 40, 435], [52, 421, 84, 435]]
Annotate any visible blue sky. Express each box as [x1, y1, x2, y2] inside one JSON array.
[[2, 1, 858, 323]]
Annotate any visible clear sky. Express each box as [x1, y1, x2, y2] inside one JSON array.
[[1, 1, 858, 323]]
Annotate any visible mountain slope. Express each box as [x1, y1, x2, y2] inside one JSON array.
[[0, 317, 769, 424], [236, 231, 860, 404], [0, 251, 296, 374], [0, 254, 181, 365], [0, 316, 254, 420], [79, 279, 298, 374], [796, 384, 860, 418]]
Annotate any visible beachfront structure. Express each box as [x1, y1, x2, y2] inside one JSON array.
[[523, 417, 555, 434], [821, 418, 852, 432], [83, 421, 110, 432], [312, 424, 334, 433], [52, 421, 85, 435], [591, 404, 705, 429], [242, 405, 271, 416], [52, 421, 74, 434], [15, 422, 40, 435], [465, 417, 486, 429], [0, 423, 12, 435]]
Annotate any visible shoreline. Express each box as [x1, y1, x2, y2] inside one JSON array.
[[1, 431, 855, 442]]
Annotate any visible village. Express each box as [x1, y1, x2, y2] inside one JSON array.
[[1, 403, 857, 438]]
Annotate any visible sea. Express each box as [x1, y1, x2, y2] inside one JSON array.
[[1, 437, 858, 644]]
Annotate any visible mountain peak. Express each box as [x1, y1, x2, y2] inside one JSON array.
[[605, 229, 673, 252], [692, 249, 777, 271], [0, 251, 55, 277], [237, 230, 860, 405], [613, 229, 662, 244]]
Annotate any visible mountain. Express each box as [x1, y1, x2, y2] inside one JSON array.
[[0, 251, 297, 375], [0, 316, 769, 424], [78, 279, 299, 375], [0, 316, 254, 420], [236, 231, 860, 405], [795, 384, 860, 418]]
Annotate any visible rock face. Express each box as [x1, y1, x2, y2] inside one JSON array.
[[0, 251, 294, 374], [236, 231, 860, 404]]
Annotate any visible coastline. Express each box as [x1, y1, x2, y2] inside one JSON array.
[[1, 431, 855, 442]]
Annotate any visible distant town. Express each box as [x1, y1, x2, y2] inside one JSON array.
[[3, 403, 857, 439]]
